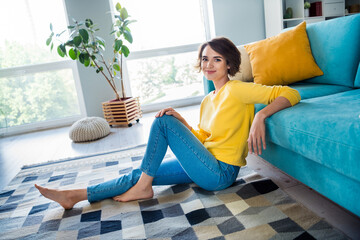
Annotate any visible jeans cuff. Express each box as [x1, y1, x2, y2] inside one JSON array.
[[86, 187, 94, 203]]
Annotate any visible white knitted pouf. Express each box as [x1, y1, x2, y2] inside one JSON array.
[[69, 117, 110, 142]]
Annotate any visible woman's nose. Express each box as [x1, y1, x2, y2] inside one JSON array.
[[207, 60, 213, 68]]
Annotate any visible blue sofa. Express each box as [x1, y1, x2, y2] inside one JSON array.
[[205, 14, 360, 217]]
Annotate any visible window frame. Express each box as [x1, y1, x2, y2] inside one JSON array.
[[0, 60, 86, 136], [113, 0, 216, 113]]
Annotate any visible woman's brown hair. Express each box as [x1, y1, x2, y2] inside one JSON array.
[[196, 37, 241, 76]]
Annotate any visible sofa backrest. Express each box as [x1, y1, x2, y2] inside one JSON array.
[[355, 63, 360, 88], [304, 14, 360, 87]]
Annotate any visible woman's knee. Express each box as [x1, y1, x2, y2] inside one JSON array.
[[152, 114, 178, 127]]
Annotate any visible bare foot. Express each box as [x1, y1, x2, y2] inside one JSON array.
[[35, 184, 86, 209], [112, 184, 154, 202]]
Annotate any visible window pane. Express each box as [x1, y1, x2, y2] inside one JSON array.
[[0, 0, 69, 68], [119, 0, 206, 51], [0, 69, 81, 128], [127, 52, 204, 104]]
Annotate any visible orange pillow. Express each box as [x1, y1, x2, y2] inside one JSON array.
[[244, 21, 323, 85]]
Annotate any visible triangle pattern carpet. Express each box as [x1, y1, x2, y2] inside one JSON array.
[[0, 145, 347, 239]]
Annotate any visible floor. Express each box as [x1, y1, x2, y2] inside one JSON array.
[[1, 105, 360, 239]]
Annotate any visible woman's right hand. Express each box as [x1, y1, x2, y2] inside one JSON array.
[[155, 107, 175, 118]]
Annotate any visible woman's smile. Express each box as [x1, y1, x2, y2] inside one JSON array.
[[205, 70, 216, 74]]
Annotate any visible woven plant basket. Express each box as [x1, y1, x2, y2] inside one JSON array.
[[102, 97, 142, 127]]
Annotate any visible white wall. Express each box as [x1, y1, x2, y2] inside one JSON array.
[[64, 0, 118, 117], [212, 0, 266, 45]]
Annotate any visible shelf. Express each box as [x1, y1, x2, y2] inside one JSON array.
[[304, 16, 325, 20]]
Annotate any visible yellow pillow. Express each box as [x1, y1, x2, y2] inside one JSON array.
[[244, 21, 323, 85]]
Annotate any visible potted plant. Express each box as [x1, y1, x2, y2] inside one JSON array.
[[304, 1, 311, 17], [46, 2, 141, 127]]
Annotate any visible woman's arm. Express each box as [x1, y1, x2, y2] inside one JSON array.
[[247, 96, 292, 155]]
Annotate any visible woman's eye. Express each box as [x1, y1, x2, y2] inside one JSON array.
[[202, 58, 208, 62], [215, 58, 221, 62]]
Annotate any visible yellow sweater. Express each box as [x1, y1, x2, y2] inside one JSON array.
[[191, 80, 301, 167]]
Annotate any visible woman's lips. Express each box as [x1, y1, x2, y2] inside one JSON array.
[[206, 70, 216, 74]]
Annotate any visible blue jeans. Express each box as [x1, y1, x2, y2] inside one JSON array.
[[87, 115, 240, 202]]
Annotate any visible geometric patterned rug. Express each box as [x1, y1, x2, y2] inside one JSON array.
[[0, 144, 348, 239]]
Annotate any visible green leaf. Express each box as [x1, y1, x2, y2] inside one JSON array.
[[113, 63, 120, 71], [124, 30, 133, 43], [68, 25, 75, 29], [57, 45, 65, 57], [120, 8, 128, 20], [79, 29, 89, 43], [79, 52, 90, 63], [56, 30, 66, 37], [116, 2, 122, 12], [50, 23, 53, 31], [51, 43, 54, 51], [79, 52, 86, 64], [96, 36, 106, 47], [65, 40, 74, 47], [114, 15, 123, 22], [73, 36, 82, 47], [85, 19, 93, 28], [84, 58, 90, 67], [124, 20, 136, 27], [121, 45, 130, 57], [60, 44, 66, 55], [69, 30, 77, 37], [114, 39, 123, 51], [69, 48, 77, 60], [98, 45, 105, 51], [46, 37, 52, 46]]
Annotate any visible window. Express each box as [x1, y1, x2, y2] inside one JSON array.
[[0, 0, 85, 135], [115, 0, 211, 109]]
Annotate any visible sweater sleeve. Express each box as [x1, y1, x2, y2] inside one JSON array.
[[231, 82, 301, 106], [191, 125, 210, 144]]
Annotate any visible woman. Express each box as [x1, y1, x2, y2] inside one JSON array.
[[35, 37, 301, 209]]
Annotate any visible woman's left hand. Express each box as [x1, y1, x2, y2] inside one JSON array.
[[247, 113, 266, 155], [155, 107, 192, 131]]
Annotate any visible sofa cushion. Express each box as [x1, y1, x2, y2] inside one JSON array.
[[304, 14, 360, 87], [229, 46, 253, 82], [256, 89, 360, 183], [289, 82, 352, 100], [244, 21, 323, 86]]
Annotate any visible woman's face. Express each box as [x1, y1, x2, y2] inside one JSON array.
[[201, 45, 229, 82]]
